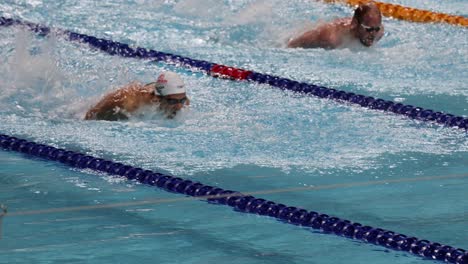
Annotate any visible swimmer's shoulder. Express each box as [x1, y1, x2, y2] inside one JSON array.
[[113, 81, 151, 97], [332, 17, 352, 26]]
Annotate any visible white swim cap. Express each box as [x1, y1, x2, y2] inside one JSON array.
[[155, 71, 186, 96]]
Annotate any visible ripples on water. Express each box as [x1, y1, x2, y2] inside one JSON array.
[[0, 0, 466, 176]]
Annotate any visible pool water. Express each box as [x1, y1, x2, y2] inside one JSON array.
[[0, 0, 467, 263]]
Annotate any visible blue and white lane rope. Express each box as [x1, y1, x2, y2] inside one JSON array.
[[0, 16, 467, 131], [1, 134, 467, 264], [1, 16, 467, 262]]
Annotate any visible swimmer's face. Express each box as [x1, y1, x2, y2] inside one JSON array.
[[357, 15, 382, 47], [159, 93, 189, 118]]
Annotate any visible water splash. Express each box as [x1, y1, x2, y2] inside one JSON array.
[[0, 0, 466, 177], [0, 29, 72, 118]]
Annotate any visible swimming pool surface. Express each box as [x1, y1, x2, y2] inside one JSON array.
[[0, 0, 467, 263]]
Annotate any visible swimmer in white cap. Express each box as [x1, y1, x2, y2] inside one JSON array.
[[85, 71, 190, 121]]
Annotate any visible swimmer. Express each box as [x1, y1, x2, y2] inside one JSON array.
[[84, 71, 190, 121], [287, 2, 384, 49]]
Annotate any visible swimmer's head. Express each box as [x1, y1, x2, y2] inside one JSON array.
[[154, 71, 186, 96], [153, 71, 189, 118], [352, 2, 383, 47]]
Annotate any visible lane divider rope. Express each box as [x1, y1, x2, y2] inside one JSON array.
[[1, 134, 467, 264], [1, 17, 467, 263], [0, 16, 467, 131], [323, 0, 468, 27], [0, 204, 6, 240]]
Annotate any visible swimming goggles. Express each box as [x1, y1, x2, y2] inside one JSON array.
[[163, 96, 187, 105], [360, 23, 381, 32]]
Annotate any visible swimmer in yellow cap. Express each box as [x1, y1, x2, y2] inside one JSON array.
[[84, 71, 190, 121], [287, 2, 384, 49]]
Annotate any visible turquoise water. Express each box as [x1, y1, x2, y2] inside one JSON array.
[[0, 0, 467, 263]]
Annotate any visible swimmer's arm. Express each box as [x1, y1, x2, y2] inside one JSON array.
[[84, 93, 126, 121], [288, 29, 322, 48], [287, 26, 336, 49], [84, 87, 137, 121]]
